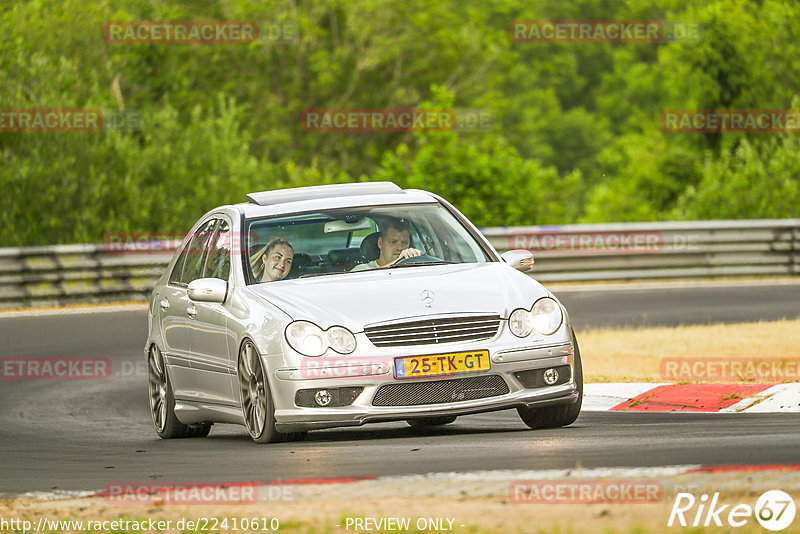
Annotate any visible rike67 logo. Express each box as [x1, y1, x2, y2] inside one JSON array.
[[669, 490, 795, 531]]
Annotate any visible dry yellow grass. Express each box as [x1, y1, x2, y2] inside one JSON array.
[[577, 318, 800, 383]]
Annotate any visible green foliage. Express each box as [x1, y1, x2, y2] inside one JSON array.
[[374, 89, 582, 227], [581, 129, 702, 222], [377, 132, 583, 227], [671, 134, 800, 220], [1, 0, 799, 246]]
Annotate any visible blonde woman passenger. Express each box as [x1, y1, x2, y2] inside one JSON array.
[[251, 238, 294, 282]]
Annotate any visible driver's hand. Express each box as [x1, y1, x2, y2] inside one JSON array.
[[398, 248, 422, 260], [385, 248, 422, 267]]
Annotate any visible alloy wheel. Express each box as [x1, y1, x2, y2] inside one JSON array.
[[148, 345, 168, 432], [239, 340, 267, 439]]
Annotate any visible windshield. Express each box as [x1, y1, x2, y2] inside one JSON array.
[[244, 203, 492, 283]]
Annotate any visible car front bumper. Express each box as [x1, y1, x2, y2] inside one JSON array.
[[270, 341, 578, 432]]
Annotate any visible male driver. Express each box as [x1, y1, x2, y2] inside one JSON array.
[[352, 219, 421, 271]]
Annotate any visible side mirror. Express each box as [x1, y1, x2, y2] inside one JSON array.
[[188, 278, 228, 303], [500, 249, 534, 272]]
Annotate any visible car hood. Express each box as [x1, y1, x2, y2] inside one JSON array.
[[248, 263, 550, 332]]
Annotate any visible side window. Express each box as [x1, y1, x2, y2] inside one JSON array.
[[179, 219, 219, 285], [168, 238, 190, 285], [203, 220, 231, 281]]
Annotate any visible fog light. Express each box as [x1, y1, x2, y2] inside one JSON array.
[[314, 390, 332, 406], [543, 368, 559, 385]]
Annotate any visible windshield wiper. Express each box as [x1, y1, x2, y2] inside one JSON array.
[[299, 271, 348, 278], [387, 260, 455, 269]]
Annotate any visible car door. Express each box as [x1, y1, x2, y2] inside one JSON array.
[[160, 218, 218, 400], [186, 218, 237, 406]]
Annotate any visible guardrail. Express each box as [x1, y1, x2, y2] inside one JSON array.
[[0, 219, 798, 308], [482, 219, 800, 283], [0, 245, 173, 309]]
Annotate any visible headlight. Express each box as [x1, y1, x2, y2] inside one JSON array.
[[509, 308, 534, 337], [531, 297, 562, 335], [327, 326, 356, 354], [286, 321, 327, 357], [285, 321, 356, 356]]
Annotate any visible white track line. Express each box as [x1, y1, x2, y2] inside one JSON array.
[[582, 383, 670, 411], [722, 383, 800, 413]]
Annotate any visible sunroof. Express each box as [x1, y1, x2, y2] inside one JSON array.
[[246, 182, 404, 206]]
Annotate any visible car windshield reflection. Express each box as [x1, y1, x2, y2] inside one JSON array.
[[244, 204, 490, 283]]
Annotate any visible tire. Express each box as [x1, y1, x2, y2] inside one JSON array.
[[517, 329, 583, 429], [280, 431, 308, 442], [148, 344, 211, 439], [406, 416, 457, 428], [238, 339, 287, 444]]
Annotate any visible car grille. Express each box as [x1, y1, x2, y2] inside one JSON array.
[[372, 375, 509, 406], [364, 315, 501, 347]]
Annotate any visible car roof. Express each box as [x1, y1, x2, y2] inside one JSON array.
[[230, 182, 439, 218]]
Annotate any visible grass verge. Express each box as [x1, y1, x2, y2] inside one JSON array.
[[578, 317, 800, 383]]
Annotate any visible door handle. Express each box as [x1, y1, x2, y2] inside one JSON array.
[[159, 298, 170, 311], [186, 305, 197, 319]]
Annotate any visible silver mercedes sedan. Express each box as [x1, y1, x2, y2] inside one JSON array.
[[145, 182, 582, 443]]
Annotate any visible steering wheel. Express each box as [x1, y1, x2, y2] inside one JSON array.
[[392, 253, 444, 266]]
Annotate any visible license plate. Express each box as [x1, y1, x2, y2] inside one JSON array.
[[394, 350, 490, 378]]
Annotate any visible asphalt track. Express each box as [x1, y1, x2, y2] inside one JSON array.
[[1, 282, 798, 495]]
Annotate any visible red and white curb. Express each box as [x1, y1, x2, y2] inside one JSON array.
[[584, 383, 800, 412]]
